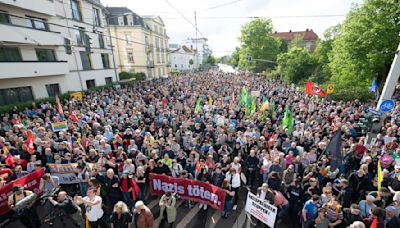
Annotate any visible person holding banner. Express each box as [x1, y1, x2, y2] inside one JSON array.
[[8, 185, 41, 228]]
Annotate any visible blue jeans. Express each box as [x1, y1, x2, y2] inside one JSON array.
[[122, 191, 135, 209], [224, 199, 232, 215], [262, 172, 268, 183]]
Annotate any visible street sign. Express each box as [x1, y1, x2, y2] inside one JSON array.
[[379, 99, 395, 113], [366, 107, 382, 116]]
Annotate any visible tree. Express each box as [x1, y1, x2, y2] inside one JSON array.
[[230, 47, 240, 67], [238, 18, 281, 72], [328, 0, 400, 88], [189, 59, 194, 67], [288, 35, 305, 50], [203, 55, 216, 65], [278, 47, 317, 84]]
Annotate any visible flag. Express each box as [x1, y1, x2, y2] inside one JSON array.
[[251, 96, 257, 114], [370, 80, 378, 99], [229, 92, 235, 110], [70, 110, 79, 123], [327, 130, 342, 171], [26, 130, 35, 154], [305, 81, 327, 97], [270, 100, 275, 117], [3, 146, 14, 165], [56, 95, 64, 119], [261, 110, 267, 121], [282, 106, 293, 134], [194, 97, 201, 114], [241, 87, 248, 106], [326, 84, 335, 94], [370, 217, 378, 228], [245, 95, 252, 116], [258, 100, 270, 115], [377, 159, 383, 191], [219, 97, 223, 109], [208, 95, 213, 106]]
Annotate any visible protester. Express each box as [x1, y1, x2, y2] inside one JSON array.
[[159, 192, 177, 227], [110, 201, 132, 228], [133, 201, 154, 228], [74, 188, 108, 228], [7, 185, 41, 228]]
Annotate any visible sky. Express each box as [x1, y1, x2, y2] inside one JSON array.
[[102, 0, 364, 56]]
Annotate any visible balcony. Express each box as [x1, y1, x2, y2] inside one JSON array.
[[0, 0, 56, 16], [146, 60, 154, 68], [0, 15, 63, 45], [0, 61, 69, 79], [145, 44, 153, 53]]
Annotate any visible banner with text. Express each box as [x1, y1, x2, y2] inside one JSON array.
[[245, 192, 277, 228], [48, 163, 95, 184], [0, 168, 45, 215], [150, 173, 226, 211]]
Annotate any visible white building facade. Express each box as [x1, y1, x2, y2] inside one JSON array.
[[169, 45, 198, 71], [0, 0, 117, 105], [181, 37, 211, 66]]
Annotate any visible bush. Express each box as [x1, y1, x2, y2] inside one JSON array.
[[119, 72, 146, 81], [331, 85, 375, 102]]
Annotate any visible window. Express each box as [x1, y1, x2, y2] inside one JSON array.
[[75, 29, 86, 45], [0, 47, 22, 62], [123, 15, 128, 26], [105, 77, 112, 85], [101, 53, 110, 69], [36, 49, 56, 62], [86, 80, 95, 89], [26, 16, 48, 31], [80, 51, 92, 70], [0, 87, 34, 106], [158, 68, 161, 77], [98, 34, 105, 49], [0, 11, 10, 23], [93, 8, 101, 26], [127, 52, 134, 63], [157, 53, 160, 63], [64, 38, 72, 54], [45, 84, 60, 97], [124, 33, 131, 44], [70, 0, 82, 21]]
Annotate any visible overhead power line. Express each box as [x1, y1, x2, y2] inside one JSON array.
[[164, 0, 206, 39], [163, 14, 346, 20], [201, 0, 244, 12]]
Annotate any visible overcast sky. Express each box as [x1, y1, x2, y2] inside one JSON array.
[[102, 0, 364, 56]]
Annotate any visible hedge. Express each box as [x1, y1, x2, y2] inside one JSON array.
[[119, 72, 146, 81]]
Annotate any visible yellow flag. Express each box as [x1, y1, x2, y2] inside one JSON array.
[[327, 84, 335, 94], [209, 95, 213, 106], [377, 159, 383, 191]]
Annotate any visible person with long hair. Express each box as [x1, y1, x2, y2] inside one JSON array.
[[110, 201, 132, 228], [221, 179, 235, 218]]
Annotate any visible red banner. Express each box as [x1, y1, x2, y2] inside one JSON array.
[[150, 173, 226, 211], [0, 168, 45, 215]]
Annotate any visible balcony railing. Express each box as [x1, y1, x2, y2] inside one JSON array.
[[0, 61, 69, 79], [0, 0, 56, 16], [146, 60, 155, 68]]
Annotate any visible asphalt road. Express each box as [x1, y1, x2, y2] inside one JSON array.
[[4, 187, 300, 228]]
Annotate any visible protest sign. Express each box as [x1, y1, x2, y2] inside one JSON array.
[[250, 90, 260, 97], [48, 163, 96, 184], [150, 173, 226, 210], [70, 92, 83, 101], [51, 121, 68, 132], [245, 192, 277, 228], [0, 168, 45, 215]]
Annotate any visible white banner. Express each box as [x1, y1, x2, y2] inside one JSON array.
[[250, 90, 260, 97], [245, 192, 277, 228], [52, 173, 80, 184]]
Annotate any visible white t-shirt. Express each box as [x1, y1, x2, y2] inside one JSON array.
[[84, 196, 103, 222]]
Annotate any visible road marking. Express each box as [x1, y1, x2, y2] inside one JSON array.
[[205, 209, 221, 228], [233, 206, 247, 228], [175, 202, 201, 228], [147, 198, 159, 210]]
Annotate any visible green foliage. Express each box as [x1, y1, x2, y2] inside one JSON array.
[[278, 47, 317, 84], [331, 85, 375, 102], [328, 0, 400, 88], [189, 59, 194, 65], [119, 71, 146, 81], [288, 35, 305, 50], [230, 47, 240, 67], [238, 18, 281, 72], [203, 55, 217, 65]]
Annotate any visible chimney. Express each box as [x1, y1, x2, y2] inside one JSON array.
[[306, 28, 309, 32], [289, 30, 292, 32]]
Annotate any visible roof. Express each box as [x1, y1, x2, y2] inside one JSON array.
[[272, 29, 319, 41], [105, 7, 133, 15], [170, 45, 195, 54]]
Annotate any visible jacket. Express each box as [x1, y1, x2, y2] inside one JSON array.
[[136, 207, 154, 228], [159, 194, 177, 223]]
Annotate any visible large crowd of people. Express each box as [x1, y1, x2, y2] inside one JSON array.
[[1, 72, 400, 228]]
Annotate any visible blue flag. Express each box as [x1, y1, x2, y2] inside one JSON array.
[[327, 130, 342, 171], [370, 80, 378, 99]]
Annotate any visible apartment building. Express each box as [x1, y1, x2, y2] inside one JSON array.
[[0, 0, 117, 105], [106, 7, 169, 79], [169, 44, 199, 72]]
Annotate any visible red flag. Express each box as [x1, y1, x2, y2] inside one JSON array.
[[370, 217, 377, 228], [5, 153, 14, 165], [305, 81, 327, 97], [70, 110, 79, 123], [26, 130, 35, 154]]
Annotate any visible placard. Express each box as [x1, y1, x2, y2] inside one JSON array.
[[245, 192, 277, 228], [51, 121, 68, 132]]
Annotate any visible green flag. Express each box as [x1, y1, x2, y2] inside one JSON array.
[[270, 100, 275, 117], [251, 96, 257, 114], [261, 110, 267, 121], [194, 97, 201, 114], [282, 106, 293, 134], [245, 95, 252, 116], [241, 87, 248, 106]]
